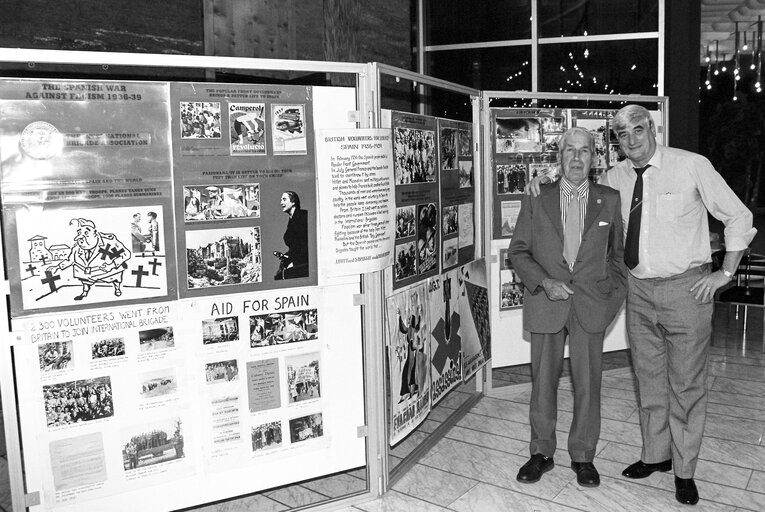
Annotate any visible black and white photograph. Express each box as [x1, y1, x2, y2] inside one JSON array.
[[229, 102, 266, 155], [183, 184, 260, 221], [122, 417, 184, 471], [180, 101, 221, 139], [417, 202, 438, 274], [393, 127, 436, 184], [574, 118, 608, 168], [442, 205, 458, 236], [249, 309, 318, 347], [139, 327, 175, 352], [186, 227, 262, 288], [499, 248, 524, 310], [458, 160, 473, 188], [541, 116, 565, 133], [251, 421, 282, 452], [528, 162, 560, 182], [288, 412, 323, 443], [609, 142, 625, 165], [458, 129, 472, 157], [497, 163, 527, 195], [496, 117, 542, 153], [44, 376, 114, 427], [440, 126, 457, 170], [91, 337, 125, 360], [542, 132, 561, 153], [443, 237, 459, 268], [395, 205, 416, 240], [139, 369, 178, 398], [394, 241, 417, 282], [286, 352, 320, 403], [202, 316, 239, 345], [38, 341, 73, 371], [204, 359, 239, 384]]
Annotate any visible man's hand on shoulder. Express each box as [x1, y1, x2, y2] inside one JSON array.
[[541, 278, 574, 301], [524, 174, 552, 197]]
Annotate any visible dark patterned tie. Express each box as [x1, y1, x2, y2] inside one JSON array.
[[625, 165, 649, 269]]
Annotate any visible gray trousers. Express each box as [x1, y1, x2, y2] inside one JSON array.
[[529, 308, 605, 462], [627, 264, 712, 478]]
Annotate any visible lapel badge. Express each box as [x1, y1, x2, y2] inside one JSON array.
[[596, 198, 601, 204]]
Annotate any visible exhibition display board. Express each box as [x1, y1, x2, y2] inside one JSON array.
[[484, 96, 668, 368], [0, 75, 370, 512]]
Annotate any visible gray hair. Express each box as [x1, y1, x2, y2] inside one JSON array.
[[558, 126, 595, 155], [611, 104, 654, 134]]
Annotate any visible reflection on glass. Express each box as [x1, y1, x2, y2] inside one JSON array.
[[539, 0, 658, 38]]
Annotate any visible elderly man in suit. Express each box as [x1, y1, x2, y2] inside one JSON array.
[[509, 127, 627, 487]]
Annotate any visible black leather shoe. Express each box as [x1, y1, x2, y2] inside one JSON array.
[[675, 477, 699, 505], [622, 459, 672, 479], [571, 461, 600, 487], [516, 454, 554, 483]]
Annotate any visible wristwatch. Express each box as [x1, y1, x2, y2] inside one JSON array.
[[721, 268, 735, 280]]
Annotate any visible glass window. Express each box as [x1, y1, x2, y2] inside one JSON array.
[[425, 0, 531, 46], [538, 40, 658, 95], [539, 0, 658, 38], [427, 46, 532, 91]]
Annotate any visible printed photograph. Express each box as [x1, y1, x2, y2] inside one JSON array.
[[91, 337, 125, 360], [442, 205, 458, 236], [440, 126, 458, 170], [139, 327, 174, 352], [393, 127, 436, 184], [229, 102, 266, 155], [180, 101, 222, 139], [186, 227, 262, 288], [395, 205, 416, 240], [499, 249, 524, 310], [139, 369, 178, 398], [249, 309, 318, 347], [417, 203, 438, 274], [443, 237, 459, 268], [609, 142, 625, 165], [458, 160, 473, 188], [496, 117, 542, 153], [44, 376, 113, 427], [122, 417, 184, 471], [542, 133, 561, 153], [271, 104, 307, 154], [286, 352, 320, 403], [497, 164, 527, 194], [288, 412, 323, 443], [183, 184, 260, 221], [202, 316, 239, 345], [574, 118, 608, 168], [541, 116, 566, 133], [39, 340, 73, 372], [394, 241, 417, 282], [205, 359, 239, 384], [528, 162, 560, 182], [458, 129, 472, 157], [251, 421, 282, 452]]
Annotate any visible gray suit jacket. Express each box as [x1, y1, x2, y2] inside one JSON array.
[[508, 181, 627, 334]]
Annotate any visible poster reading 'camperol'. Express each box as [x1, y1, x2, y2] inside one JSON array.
[[0, 79, 176, 318], [386, 110, 440, 290], [171, 83, 317, 298]]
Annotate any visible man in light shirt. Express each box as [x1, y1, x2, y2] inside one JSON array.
[[526, 104, 756, 505]]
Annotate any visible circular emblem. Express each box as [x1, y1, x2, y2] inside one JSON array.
[[20, 121, 63, 160]]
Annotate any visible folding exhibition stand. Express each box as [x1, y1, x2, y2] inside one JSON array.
[[480, 90, 668, 373], [0, 49, 384, 512]]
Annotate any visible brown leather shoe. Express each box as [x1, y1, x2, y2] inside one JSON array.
[[571, 461, 600, 487], [516, 454, 554, 483], [622, 459, 672, 479], [675, 477, 699, 505]]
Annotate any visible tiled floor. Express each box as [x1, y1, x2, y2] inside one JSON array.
[[1, 303, 763, 511]]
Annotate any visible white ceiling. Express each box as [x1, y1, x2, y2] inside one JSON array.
[[701, 0, 765, 63]]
